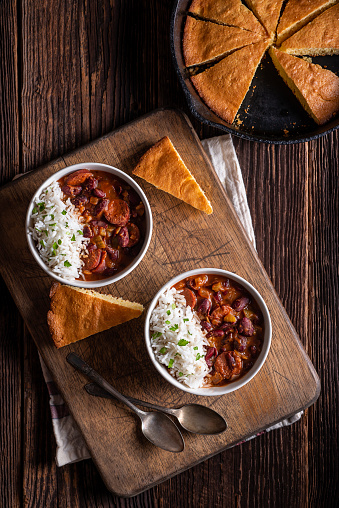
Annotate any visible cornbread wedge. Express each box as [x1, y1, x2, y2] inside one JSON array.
[[47, 283, 144, 348], [133, 136, 213, 214], [188, 0, 267, 36], [183, 16, 263, 67], [269, 46, 339, 124], [244, 0, 285, 38], [276, 0, 337, 45], [280, 3, 339, 56], [191, 40, 269, 124]]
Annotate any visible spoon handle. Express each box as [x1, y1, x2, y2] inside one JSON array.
[[66, 353, 145, 417], [85, 382, 174, 414]]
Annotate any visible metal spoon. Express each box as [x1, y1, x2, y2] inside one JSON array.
[[85, 382, 227, 435], [66, 353, 184, 453]]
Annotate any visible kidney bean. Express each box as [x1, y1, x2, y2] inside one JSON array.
[[93, 188, 106, 198], [127, 188, 141, 206], [250, 345, 257, 357], [84, 177, 98, 192], [237, 317, 254, 336], [181, 288, 197, 309], [232, 296, 250, 311], [200, 320, 212, 332], [213, 291, 223, 304], [82, 249, 101, 271], [104, 199, 130, 226], [119, 227, 129, 247], [87, 243, 97, 252], [112, 180, 122, 195], [90, 220, 108, 228], [206, 329, 225, 339], [219, 322, 234, 333], [104, 267, 117, 276], [127, 223, 140, 247], [71, 195, 89, 206], [106, 246, 119, 261], [83, 225, 93, 238], [205, 347, 218, 367], [93, 198, 109, 218], [225, 351, 236, 369], [61, 185, 82, 196], [197, 298, 211, 315], [92, 250, 107, 273], [64, 169, 93, 186], [186, 279, 195, 290]]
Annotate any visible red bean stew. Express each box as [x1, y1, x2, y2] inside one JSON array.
[[172, 274, 265, 386], [59, 169, 145, 281]]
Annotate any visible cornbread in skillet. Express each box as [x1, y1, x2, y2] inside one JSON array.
[[188, 0, 267, 36], [47, 282, 144, 348], [133, 136, 213, 214], [191, 40, 269, 124], [280, 3, 339, 55], [183, 16, 263, 67], [276, 0, 337, 45], [244, 0, 285, 38], [269, 46, 339, 124]]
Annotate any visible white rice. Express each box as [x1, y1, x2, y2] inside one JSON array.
[[150, 287, 210, 389], [29, 180, 89, 280]]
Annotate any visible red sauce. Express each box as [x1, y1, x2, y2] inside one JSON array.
[[173, 274, 264, 386], [59, 169, 146, 281]]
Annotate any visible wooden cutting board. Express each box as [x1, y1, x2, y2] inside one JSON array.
[[0, 108, 320, 497]]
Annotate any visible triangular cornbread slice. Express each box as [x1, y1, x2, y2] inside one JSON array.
[[188, 0, 267, 36], [47, 283, 144, 348], [276, 0, 337, 45], [191, 40, 269, 124], [280, 3, 339, 56], [244, 0, 285, 38], [132, 136, 213, 215], [269, 46, 339, 124], [183, 16, 264, 67]]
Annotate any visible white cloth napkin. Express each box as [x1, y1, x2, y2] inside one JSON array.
[[37, 134, 302, 466]]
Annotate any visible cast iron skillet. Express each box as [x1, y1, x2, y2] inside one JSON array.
[[170, 0, 339, 144]]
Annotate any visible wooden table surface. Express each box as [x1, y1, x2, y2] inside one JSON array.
[[0, 1, 337, 507]]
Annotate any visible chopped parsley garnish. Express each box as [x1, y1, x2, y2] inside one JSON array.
[[40, 240, 45, 247], [61, 210, 67, 215], [64, 260, 72, 267], [159, 347, 167, 354], [165, 320, 171, 325], [175, 353, 181, 357], [65, 222, 69, 228], [178, 339, 189, 346], [183, 318, 189, 322], [58, 239, 62, 245], [37, 202, 45, 211], [193, 346, 198, 350], [52, 242, 58, 250], [32, 207, 38, 214], [196, 353, 202, 361], [168, 359, 174, 369], [49, 223, 56, 227], [50, 214, 54, 220], [151, 331, 162, 340], [44, 230, 48, 236], [169, 324, 179, 332], [188, 331, 192, 335], [77, 230, 83, 235], [35, 227, 41, 232], [166, 310, 171, 315], [178, 372, 183, 377], [42, 215, 47, 219], [171, 303, 176, 309], [71, 234, 76, 241]]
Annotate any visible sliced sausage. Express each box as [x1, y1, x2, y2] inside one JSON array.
[[61, 185, 82, 197], [82, 249, 101, 271], [180, 288, 197, 309], [83, 177, 98, 192], [127, 223, 140, 247], [214, 353, 232, 379], [64, 169, 93, 186], [91, 250, 107, 273], [119, 227, 129, 247], [104, 199, 130, 226], [93, 198, 109, 218], [237, 317, 254, 336]]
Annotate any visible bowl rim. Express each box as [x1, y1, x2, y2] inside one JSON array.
[[144, 268, 272, 396], [25, 162, 153, 288]]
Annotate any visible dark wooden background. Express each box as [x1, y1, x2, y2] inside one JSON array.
[[0, 1, 337, 507]]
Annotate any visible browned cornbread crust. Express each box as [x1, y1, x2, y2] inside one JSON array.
[[191, 40, 269, 124], [269, 46, 339, 124], [188, 0, 267, 36], [133, 136, 213, 214], [47, 283, 144, 348], [244, 0, 285, 37], [183, 15, 263, 67], [280, 3, 339, 55], [276, 0, 337, 45]]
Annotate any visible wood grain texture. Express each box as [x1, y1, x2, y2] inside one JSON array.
[[0, 0, 337, 505], [0, 109, 319, 496]]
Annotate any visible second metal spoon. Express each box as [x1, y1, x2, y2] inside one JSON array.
[[85, 382, 227, 435]]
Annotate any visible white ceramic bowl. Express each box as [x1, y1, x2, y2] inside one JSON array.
[[145, 268, 272, 396], [26, 162, 153, 288]]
